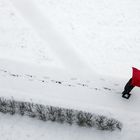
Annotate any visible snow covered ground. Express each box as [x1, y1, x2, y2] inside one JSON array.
[[0, 0, 140, 139]]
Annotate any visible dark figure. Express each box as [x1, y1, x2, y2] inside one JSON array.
[[122, 78, 135, 99], [122, 67, 140, 99]]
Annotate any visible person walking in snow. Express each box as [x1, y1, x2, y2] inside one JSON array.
[[122, 67, 140, 99]]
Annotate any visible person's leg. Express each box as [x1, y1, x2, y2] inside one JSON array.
[[124, 78, 134, 93], [122, 78, 135, 99]]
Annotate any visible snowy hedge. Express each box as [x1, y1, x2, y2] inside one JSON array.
[[0, 97, 122, 131]]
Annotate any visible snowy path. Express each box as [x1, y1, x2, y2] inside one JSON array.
[[0, 58, 139, 114]]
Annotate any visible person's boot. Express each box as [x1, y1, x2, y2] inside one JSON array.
[[122, 92, 131, 99]]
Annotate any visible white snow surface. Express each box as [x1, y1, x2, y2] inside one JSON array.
[[0, 0, 140, 139]]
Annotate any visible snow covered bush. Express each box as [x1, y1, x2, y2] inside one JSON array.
[[0, 98, 11, 114], [76, 111, 93, 127], [35, 104, 47, 121], [65, 109, 75, 125], [0, 97, 122, 131]]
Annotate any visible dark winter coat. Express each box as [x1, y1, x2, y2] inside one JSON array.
[[132, 67, 140, 87]]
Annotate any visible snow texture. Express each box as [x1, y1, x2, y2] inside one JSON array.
[[0, 0, 140, 139]]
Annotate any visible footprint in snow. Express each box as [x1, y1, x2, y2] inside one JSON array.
[[10, 73, 20, 77], [77, 83, 88, 87], [103, 87, 111, 91]]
